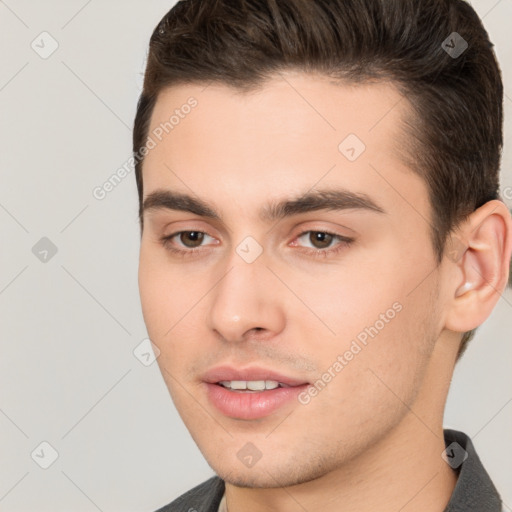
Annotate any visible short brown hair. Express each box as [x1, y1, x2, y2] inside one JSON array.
[[133, 0, 505, 359]]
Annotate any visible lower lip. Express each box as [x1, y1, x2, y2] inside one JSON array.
[[205, 383, 309, 420]]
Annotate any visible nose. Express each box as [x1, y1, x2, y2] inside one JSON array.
[[206, 254, 286, 343]]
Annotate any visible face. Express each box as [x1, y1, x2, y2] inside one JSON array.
[[138, 72, 447, 487]]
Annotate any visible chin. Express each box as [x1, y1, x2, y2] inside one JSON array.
[[215, 468, 302, 489], [205, 453, 334, 489]]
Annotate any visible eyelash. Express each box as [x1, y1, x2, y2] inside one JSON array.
[[159, 230, 355, 260]]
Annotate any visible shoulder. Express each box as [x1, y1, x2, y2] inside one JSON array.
[[154, 476, 225, 512]]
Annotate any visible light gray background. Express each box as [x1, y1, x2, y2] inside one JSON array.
[[0, 1, 511, 511]]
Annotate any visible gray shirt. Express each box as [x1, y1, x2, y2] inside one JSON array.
[[154, 429, 502, 512]]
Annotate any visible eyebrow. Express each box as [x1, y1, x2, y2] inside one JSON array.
[[142, 187, 386, 223]]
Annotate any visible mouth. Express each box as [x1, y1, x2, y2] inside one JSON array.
[[202, 366, 310, 420], [216, 380, 294, 392]]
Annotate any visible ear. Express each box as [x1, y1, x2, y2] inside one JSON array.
[[444, 199, 512, 333]]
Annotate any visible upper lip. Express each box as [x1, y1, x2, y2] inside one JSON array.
[[202, 365, 309, 387]]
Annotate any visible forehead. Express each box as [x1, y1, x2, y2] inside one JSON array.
[[147, 72, 409, 156], [142, 72, 426, 220]]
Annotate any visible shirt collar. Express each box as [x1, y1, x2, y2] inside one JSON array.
[[442, 429, 502, 511]]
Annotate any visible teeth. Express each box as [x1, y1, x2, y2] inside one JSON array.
[[247, 381, 266, 391], [218, 380, 282, 391]]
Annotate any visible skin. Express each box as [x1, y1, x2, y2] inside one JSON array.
[[138, 71, 512, 512]]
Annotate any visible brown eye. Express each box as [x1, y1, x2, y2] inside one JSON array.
[[179, 231, 205, 248], [293, 230, 355, 258], [309, 231, 334, 249]]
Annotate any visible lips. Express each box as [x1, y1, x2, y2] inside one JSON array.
[[202, 365, 310, 420]]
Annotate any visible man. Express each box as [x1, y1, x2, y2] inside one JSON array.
[[133, 0, 511, 510]]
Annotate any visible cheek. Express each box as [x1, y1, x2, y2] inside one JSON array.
[[303, 310, 430, 448], [297, 245, 438, 405], [138, 252, 160, 330], [314, 240, 436, 342], [138, 247, 211, 363], [138, 246, 178, 339], [278, 253, 402, 343]]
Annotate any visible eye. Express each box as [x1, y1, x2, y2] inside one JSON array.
[[293, 230, 354, 258], [160, 230, 216, 257]]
